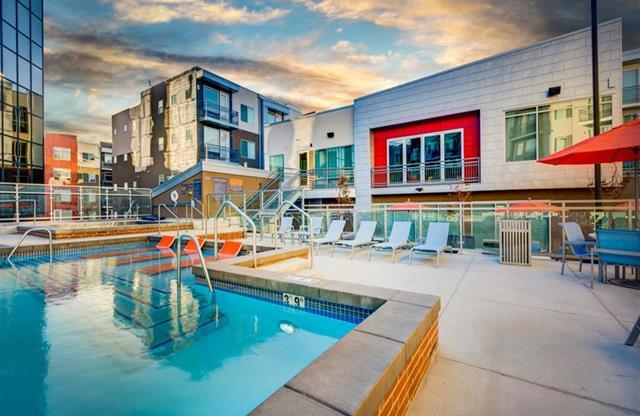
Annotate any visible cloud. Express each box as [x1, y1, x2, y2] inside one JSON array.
[[211, 32, 231, 45], [330, 40, 389, 64], [108, 0, 290, 24]]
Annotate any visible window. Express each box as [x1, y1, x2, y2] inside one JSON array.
[[158, 136, 165, 151], [158, 174, 165, 185], [203, 127, 231, 160], [132, 181, 137, 188], [82, 152, 95, 161], [157, 99, 164, 114], [171, 94, 177, 105], [123, 153, 128, 162], [266, 109, 284, 124], [186, 129, 193, 142], [241, 139, 256, 159], [53, 146, 71, 161], [123, 123, 128, 133], [53, 168, 71, 181], [314, 145, 354, 186], [79, 172, 97, 184], [623, 69, 639, 105], [241, 105, 254, 124], [269, 154, 284, 172], [506, 95, 613, 162], [185, 88, 192, 100], [171, 133, 176, 143], [113, 128, 117, 135], [54, 189, 72, 203]]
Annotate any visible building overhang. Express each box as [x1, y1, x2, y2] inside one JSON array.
[[198, 69, 240, 93]]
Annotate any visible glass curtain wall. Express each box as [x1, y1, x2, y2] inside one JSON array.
[[1, 0, 43, 183]]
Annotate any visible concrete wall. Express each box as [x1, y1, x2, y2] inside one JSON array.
[[265, 105, 354, 170], [353, 20, 624, 211]]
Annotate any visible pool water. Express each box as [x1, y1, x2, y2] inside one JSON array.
[[0, 245, 356, 415]]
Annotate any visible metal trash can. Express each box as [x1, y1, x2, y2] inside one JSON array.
[[499, 220, 532, 266]]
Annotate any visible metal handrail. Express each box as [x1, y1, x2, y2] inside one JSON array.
[[213, 200, 257, 268], [5, 227, 53, 263], [176, 233, 214, 292], [157, 203, 183, 236], [274, 201, 314, 269], [17, 199, 37, 224], [191, 199, 208, 235]]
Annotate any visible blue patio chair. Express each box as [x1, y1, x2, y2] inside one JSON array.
[[592, 229, 640, 285], [559, 222, 596, 275]]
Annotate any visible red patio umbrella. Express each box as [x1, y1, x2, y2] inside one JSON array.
[[538, 119, 640, 229], [387, 200, 422, 211], [495, 202, 562, 213]]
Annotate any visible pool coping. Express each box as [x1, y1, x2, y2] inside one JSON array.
[[193, 247, 441, 415]]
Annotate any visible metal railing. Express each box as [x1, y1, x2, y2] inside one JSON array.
[[273, 202, 314, 268], [175, 233, 213, 292], [0, 182, 152, 223], [191, 199, 208, 234], [157, 204, 185, 236], [5, 227, 53, 263], [623, 85, 640, 105], [213, 200, 257, 268], [199, 100, 239, 125], [299, 167, 354, 189], [371, 157, 480, 188]]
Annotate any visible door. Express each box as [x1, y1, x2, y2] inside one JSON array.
[[405, 137, 421, 183], [423, 134, 441, 182], [219, 91, 230, 121], [443, 131, 463, 181], [388, 140, 404, 185], [299, 152, 308, 187]]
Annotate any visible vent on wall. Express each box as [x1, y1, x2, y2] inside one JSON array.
[[327, 132, 335, 139]]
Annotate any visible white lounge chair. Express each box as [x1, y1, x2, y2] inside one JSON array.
[[409, 222, 450, 266], [296, 216, 324, 243], [276, 216, 294, 243], [559, 222, 596, 275], [312, 219, 346, 253], [368, 221, 412, 263], [331, 221, 378, 259]]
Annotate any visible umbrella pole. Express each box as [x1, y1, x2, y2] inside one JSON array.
[[635, 147, 639, 230]]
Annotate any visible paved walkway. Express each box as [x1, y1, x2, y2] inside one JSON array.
[[288, 247, 640, 416]]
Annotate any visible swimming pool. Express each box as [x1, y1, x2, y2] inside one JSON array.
[[0, 244, 360, 415]]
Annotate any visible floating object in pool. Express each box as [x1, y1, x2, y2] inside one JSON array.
[[279, 320, 296, 334]]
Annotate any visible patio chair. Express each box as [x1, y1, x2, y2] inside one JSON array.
[[276, 216, 294, 243], [368, 221, 412, 263], [331, 221, 378, 259], [409, 222, 450, 267], [312, 219, 346, 253], [217, 240, 243, 260], [591, 229, 640, 284], [296, 216, 324, 243], [559, 222, 595, 274]]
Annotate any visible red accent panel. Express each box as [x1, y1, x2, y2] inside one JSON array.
[[372, 110, 481, 168]]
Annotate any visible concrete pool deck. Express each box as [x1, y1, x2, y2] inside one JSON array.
[[278, 248, 640, 415]]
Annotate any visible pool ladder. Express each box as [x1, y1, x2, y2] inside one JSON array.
[[4, 227, 53, 263], [176, 233, 214, 292]]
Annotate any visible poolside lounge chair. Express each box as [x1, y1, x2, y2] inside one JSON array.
[[276, 216, 294, 243], [331, 221, 377, 259], [217, 240, 243, 260], [296, 216, 324, 243], [559, 222, 595, 274], [183, 237, 206, 255], [409, 222, 450, 266], [140, 240, 240, 275], [81, 235, 176, 259], [312, 219, 346, 253], [368, 221, 412, 263]]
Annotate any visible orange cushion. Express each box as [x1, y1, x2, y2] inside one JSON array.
[[184, 238, 205, 254], [218, 241, 243, 259], [156, 236, 176, 249]]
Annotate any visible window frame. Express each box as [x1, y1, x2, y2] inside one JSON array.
[[240, 139, 256, 159]]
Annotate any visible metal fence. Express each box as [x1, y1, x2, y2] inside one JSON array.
[[0, 182, 152, 223]]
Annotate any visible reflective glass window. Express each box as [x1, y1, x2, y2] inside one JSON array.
[[30, 41, 40, 67], [2, 22, 16, 51], [2, 47, 17, 81], [31, 64, 41, 94], [31, 14, 41, 45], [17, 31, 28, 58], [30, 0, 41, 17], [16, 2, 28, 36], [18, 56, 29, 88], [31, 92, 42, 116], [2, 0, 16, 26]]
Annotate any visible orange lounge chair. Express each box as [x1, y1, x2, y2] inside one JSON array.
[[139, 240, 241, 275], [82, 236, 176, 259], [183, 237, 206, 254]]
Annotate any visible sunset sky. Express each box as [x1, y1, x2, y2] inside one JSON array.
[[45, 0, 640, 143]]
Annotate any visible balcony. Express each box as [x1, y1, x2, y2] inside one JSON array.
[[299, 167, 354, 189], [371, 158, 480, 188], [623, 85, 640, 106], [202, 144, 239, 164], [199, 100, 239, 127]]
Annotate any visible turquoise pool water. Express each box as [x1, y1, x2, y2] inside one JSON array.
[[0, 245, 356, 415]]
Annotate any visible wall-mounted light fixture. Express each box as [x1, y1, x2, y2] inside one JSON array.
[[547, 86, 561, 97]]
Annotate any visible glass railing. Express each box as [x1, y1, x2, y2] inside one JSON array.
[[199, 101, 239, 125], [202, 144, 239, 163], [623, 85, 640, 105], [300, 168, 354, 189], [0, 182, 152, 223]]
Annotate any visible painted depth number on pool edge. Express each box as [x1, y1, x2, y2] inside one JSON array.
[[282, 293, 305, 308]]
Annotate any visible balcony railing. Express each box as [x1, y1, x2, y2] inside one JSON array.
[[623, 85, 640, 105], [199, 101, 239, 125], [300, 167, 354, 189], [202, 144, 239, 164], [371, 157, 480, 188]]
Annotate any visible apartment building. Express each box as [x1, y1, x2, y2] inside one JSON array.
[[111, 67, 299, 200], [77, 141, 100, 186], [100, 142, 113, 187], [623, 48, 640, 122], [264, 106, 355, 204], [0, 0, 44, 183], [44, 133, 77, 185], [266, 20, 627, 211]]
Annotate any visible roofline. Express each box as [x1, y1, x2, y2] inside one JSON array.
[[355, 18, 623, 103], [264, 104, 354, 128], [623, 48, 640, 64]]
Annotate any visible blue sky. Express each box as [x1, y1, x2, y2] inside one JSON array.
[[44, 0, 640, 143]]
